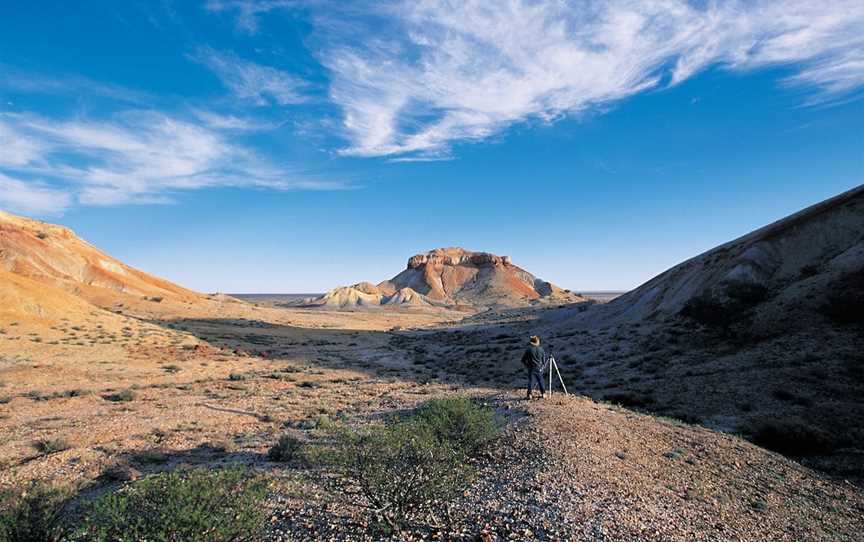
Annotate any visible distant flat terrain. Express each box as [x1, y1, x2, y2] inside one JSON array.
[[575, 291, 626, 303], [232, 292, 625, 305], [228, 294, 322, 307], [231, 293, 322, 304]]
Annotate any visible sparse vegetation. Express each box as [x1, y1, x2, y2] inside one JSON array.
[[317, 397, 498, 531], [267, 434, 302, 462], [103, 389, 135, 402], [322, 420, 467, 532], [413, 397, 499, 455], [75, 466, 266, 542], [0, 483, 70, 542], [131, 449, 169, 465], [32, 438, 72, 456]]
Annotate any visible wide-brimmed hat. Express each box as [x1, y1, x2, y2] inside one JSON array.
[[529, 335, 541, 346]]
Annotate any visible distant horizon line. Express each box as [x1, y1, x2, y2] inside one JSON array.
[[226, 290, 631, 296]]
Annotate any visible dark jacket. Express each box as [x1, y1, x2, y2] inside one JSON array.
[[521, 345, 547, 372]]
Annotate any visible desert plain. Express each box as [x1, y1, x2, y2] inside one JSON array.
[[1, 186, 863, 541]]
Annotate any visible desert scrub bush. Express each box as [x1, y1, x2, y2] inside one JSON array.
[[0, 483, 71, 542], [103, 389, 135, 402], [317, 397, 499, 532], [74, 465, 266, 542], [131, 449, 169, 465], [321, 420, 469, 531], [413, 397, 499, 455], [268, 434, 302, 462], [32, 438, 72, 456]]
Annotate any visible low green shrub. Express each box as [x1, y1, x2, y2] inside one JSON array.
[[75, 465, 266, 542], [32, 439, 72, 456], [316, 397, 499, 532], [131, 449, 169, 465], [413, 397, 499, 455], [323, 420, 468, 531], [267, 434, 301, 462], [103, 389, 135, 402], [0, 483, 70, 542]]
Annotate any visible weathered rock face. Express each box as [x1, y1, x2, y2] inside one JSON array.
[[0, 210, 205, 315], [407, 248, 512, 269], [570, 183, 864, 335], [0, 210, 218, 326], [312, 247, 586, 309]]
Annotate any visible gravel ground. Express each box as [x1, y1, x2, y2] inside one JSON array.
[[263, 392, 864, 541]]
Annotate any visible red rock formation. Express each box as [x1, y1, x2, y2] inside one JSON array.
[[321, 247, 584, 308]]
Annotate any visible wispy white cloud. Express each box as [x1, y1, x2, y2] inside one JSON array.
[[301, 0, 864, 158], [193, 47, 307, 105], [0, 110, 345, 210], [0, 172, 71, 215], [205, 0, 299, 34], [0, 63, 152, 105], [0, 121, 44, 167], [191, 108, 280, 131]]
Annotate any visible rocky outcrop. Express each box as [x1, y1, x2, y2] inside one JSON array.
[[407, 248, 512, 269], [383, 287, 433, 306], [311, 247, 587, 309], [566, 183, 864, 335], [314, 284, 385, 308], [0, 210, 203, 303], [0, 210, 218, 326]]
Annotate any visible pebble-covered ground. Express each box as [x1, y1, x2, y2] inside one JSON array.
[[264, 393, 864, 541]]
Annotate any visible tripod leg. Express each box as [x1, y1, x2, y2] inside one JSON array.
[[554, 359, 569, 395], [548, 358, 553, 395]]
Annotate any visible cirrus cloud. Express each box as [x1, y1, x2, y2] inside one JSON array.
[[296, 0, 864, 158], [193, 47, 308, 106], [0, 110, 345, 214]]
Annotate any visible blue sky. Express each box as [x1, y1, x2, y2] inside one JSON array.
[[1, 1, 862, 292]]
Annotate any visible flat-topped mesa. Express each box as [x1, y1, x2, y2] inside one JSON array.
[[406, 247, 512, 269], [308, 246, 588, 309]]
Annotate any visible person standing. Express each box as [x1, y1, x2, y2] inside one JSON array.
[[521, 335, 547, 400]]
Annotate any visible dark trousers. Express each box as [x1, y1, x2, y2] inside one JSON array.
[[527, 369, 546, 395]]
